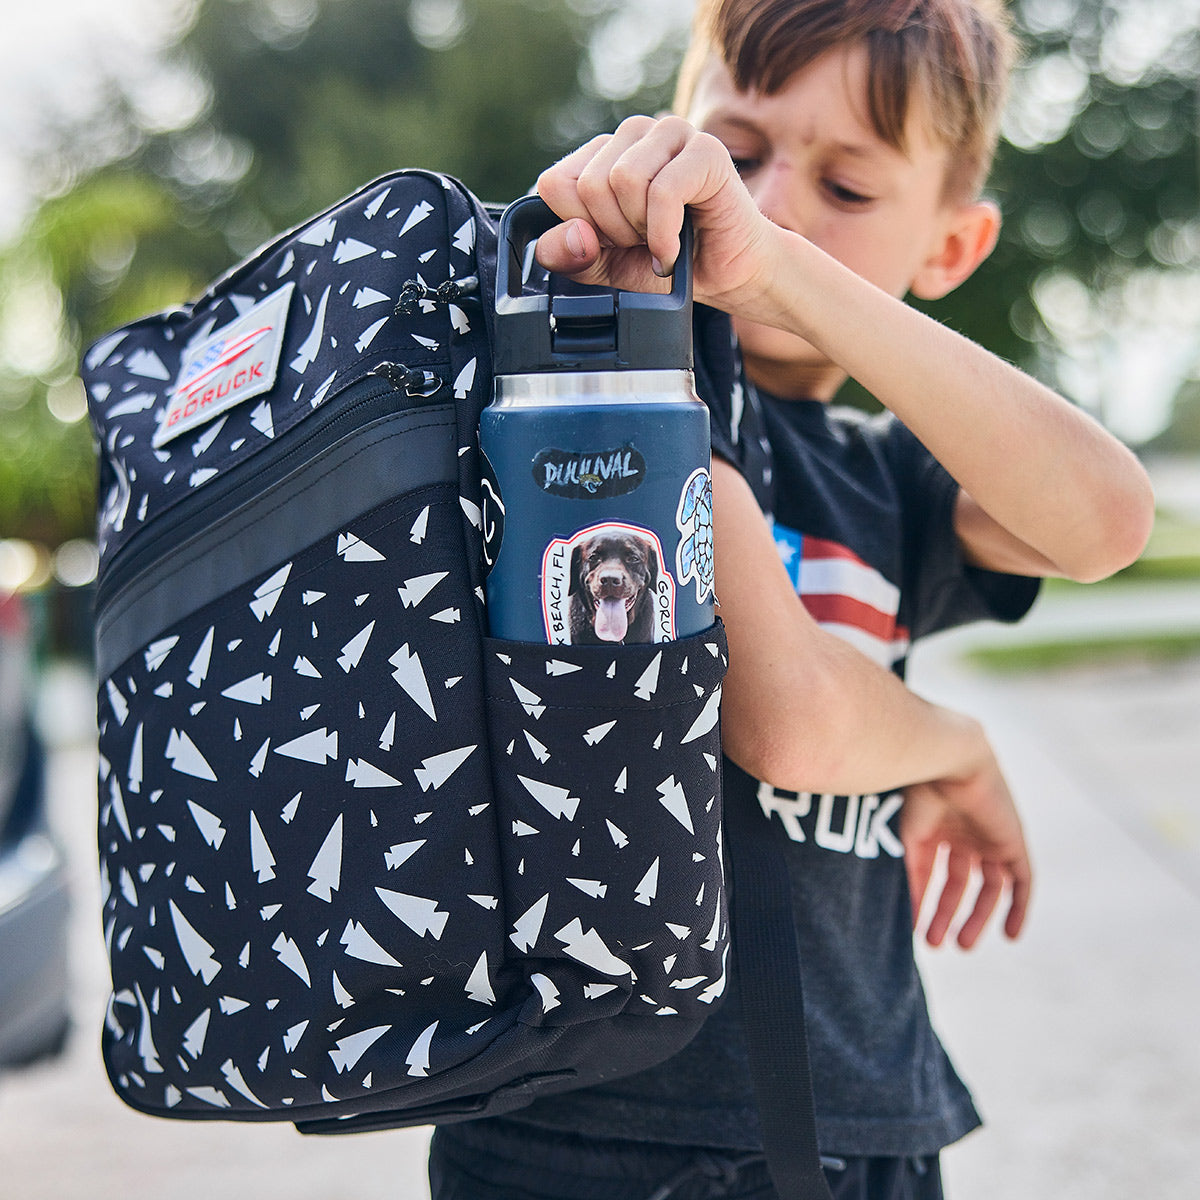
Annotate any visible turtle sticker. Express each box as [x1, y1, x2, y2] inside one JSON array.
[[675, 468, 714, 604]]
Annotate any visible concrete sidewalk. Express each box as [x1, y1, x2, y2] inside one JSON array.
[[1, 608, 1197, 1199], [911, 621, 1200, 1200]]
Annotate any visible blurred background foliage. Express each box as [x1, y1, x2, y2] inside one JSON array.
[[0, 0, 1197, 553]]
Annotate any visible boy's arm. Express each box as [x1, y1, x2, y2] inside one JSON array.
[[750, 235, 1154, 583], [715, 458, 990, 792], [901, 772, 1031, 950], [535, 118, 1046, 940], [714, 458, 1031, 942], [535, 116, 1155, 584]]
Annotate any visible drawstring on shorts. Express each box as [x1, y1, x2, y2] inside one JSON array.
[[643, 1152, 765, 1200], [643, 1151, 848, 1200]]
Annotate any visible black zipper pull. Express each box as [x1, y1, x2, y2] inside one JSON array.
[[371, 361, 446, 398], [394, 274, 480, 316]]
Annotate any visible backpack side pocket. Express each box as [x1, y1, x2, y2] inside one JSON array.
[[482, 623, 729, 1030]]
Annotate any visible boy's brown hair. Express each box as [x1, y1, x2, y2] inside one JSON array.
[[675, 0, 1019, 202]]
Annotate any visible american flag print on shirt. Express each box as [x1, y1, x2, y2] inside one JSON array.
[[772, 523, 911, 670]]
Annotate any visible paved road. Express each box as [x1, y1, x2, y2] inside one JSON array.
[[1, 585, 1197, 1199]]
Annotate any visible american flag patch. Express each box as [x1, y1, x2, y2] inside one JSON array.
[[773, 524, 910, 668]]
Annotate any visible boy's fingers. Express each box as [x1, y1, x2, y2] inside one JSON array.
[[925, 849, 970, 947], [538, 134, 612, 196], [538, 116, 738, 282], [548, 116, 700, 272], [532, 219, 601, 277], [642, 130, 745, 275], [575, 166, 643, 249], [956, 861, 1004, 949], [904, 839, 936, 932], [573, 116, 664, 248], [643, 183, 685, 277], [537, 134, 630, 246], [607, 117, 701, 271], [1003, 859, 1033, 940]]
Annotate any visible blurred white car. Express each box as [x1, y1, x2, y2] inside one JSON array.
[[0, 590, 71, 1067]]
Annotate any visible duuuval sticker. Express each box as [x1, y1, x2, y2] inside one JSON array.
[[541, 522, 675, 646], [532, 444, 646, 499]]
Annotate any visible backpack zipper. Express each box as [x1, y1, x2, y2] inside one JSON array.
[[394, 274, 480, 316], [96, 365, 447, 621]]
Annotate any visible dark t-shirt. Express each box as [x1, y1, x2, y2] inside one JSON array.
[[508, 306, 1039, 1157]]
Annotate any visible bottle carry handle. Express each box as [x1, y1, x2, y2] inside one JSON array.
[[493, 195, 694, 375]]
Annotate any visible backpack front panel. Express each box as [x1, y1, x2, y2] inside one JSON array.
[[96, 475, 524, 1120], [87, 171, 487, 573], [85, 169, 730, 1130], [88, 171, 520, 1121]]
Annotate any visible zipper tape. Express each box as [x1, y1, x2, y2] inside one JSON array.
[[95, 403, 458, 680]]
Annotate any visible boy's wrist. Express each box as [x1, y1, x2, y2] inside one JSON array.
[[688, 207, 776, 320], [927, 704, 991, 786], [747, 224, 811, 332], [697, 221, 813, 335]]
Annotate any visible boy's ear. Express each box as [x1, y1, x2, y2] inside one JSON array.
[[909, 200, 1001, 301]]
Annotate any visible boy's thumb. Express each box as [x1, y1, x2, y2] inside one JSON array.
[[533, 218, 601, 277]]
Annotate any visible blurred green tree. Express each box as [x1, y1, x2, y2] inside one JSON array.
[[176, 0, 597, 227], [2, 0, 1197, 550], [0, 0, 614, 547], [1150, 379, 1200, 453], [920, 0, 1199, 432]]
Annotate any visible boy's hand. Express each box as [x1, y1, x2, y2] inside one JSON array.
[[534, 115, 772, 315], [901, 752, 1032, 950]]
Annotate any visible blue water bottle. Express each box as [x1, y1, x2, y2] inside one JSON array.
[[480, 196, 714, 645]]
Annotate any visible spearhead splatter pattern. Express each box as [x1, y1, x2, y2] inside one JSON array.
[[86, 171, 730, 1129]]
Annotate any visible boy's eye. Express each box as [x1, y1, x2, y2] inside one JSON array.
[[730, 157, 762, 177], [824, 180, 874, 207]]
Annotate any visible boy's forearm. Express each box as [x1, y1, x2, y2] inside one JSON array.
[[532, 113, 1149, 585], [740, 224, 1155, 583], [721, 615, 992, 797], [713, 460, 992, 796]]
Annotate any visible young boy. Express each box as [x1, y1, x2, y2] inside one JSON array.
[[428, 2, 1154, 1197]]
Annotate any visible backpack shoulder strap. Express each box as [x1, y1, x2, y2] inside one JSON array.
[[725, 767, 836, 1200]]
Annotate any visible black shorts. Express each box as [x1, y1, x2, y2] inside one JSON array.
[[428, 1117, 945, 1200]]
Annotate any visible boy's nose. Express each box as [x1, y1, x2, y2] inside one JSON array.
[[745, 159, 803, 235]]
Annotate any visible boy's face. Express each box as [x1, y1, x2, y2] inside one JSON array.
[[687, 43, 974, 398]]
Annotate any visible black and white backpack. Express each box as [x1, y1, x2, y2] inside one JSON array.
[[85, 169, 729, 1132], [84, 169, 832, 1200]]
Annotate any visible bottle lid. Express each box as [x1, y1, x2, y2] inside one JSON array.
[[494, 195, 693, 375]]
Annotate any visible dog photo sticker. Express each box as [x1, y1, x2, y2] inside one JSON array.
[[541, 522, 676, 645], [675, 468, 714, 603]]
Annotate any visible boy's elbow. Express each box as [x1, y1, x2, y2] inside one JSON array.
[[724, 733, 843, 797], [1066, 472, 1156, 584], [722, 694, 855, 795]]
